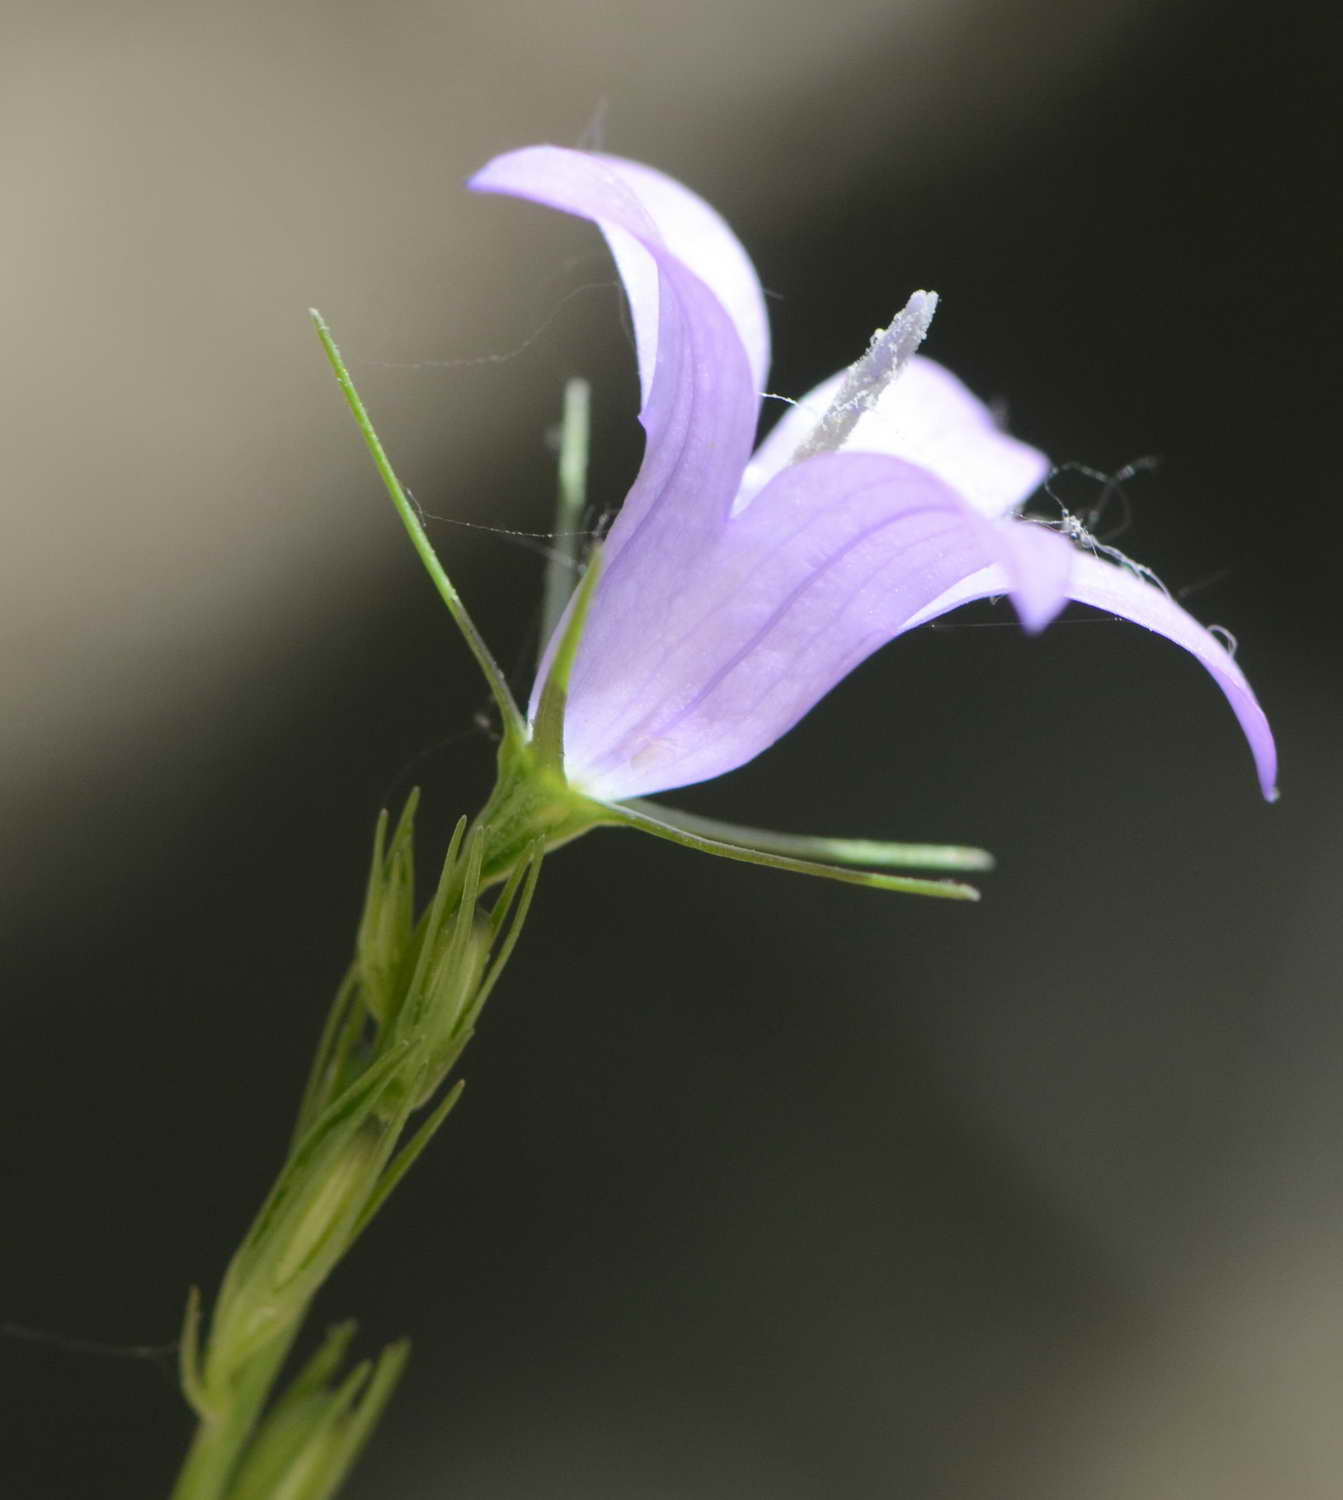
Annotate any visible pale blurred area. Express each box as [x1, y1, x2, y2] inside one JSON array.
[[2, 0, 1161, 896], [5, 2, 1341, 1498]]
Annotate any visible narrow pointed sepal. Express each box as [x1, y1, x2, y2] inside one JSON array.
[[310, 309, 526, 745], [531, 547, 605, 775], [621, 799, 995, 872], [606, 800, 982, 900], [223, 1323, 410, 1500], [539, 376, 592, 659]]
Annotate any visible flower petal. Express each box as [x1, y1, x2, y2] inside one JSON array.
[[739, 355, 1049, 519], [468, 146, 768, 407], [561, 451, 1075, 801], [469, 144, 761, 610], [591, 155, 770, 401], [1067, 553, 1278, 800], [905, 549, 1279, 801]]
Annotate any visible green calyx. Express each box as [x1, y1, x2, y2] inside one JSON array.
[[471, 740, 617, 888], [312, 311, 993, 901]]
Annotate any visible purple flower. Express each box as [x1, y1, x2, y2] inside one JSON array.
[[469, 147, 1277, 810]]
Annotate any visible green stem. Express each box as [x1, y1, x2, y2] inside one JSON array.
[[170, 1324, 301, 1500]]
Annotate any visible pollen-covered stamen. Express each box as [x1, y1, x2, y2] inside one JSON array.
[[791, 290, 939, 462]]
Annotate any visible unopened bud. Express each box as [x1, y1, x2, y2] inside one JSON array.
[[270, 1129, 382, 1291]]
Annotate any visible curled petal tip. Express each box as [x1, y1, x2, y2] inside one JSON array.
[[1061, 551, 1279, 803], [470, 144, 1278, 819], [998, 517, 1075, 636]]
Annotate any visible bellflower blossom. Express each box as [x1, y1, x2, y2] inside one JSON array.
[[165, 151, 1280, 1497], [316, 146, 1276, 900], [467, 146, 1277, 829]]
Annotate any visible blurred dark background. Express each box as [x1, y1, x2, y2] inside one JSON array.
[[4, 1, 1340, 1496]]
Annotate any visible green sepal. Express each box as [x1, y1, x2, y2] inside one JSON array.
[[530, 546, 605, 776], [308, 1339, 410, 1500], [604, 800, 982, 901], [395, 820, 481, 1046], [223, 1324, 409, 1500], [467, 843, 544, 1022], [178, 1287, 208, 1420], [349, 1079, 465, 1242], [310, 309, 525, 745], [210, 1047, 412, 1375], [540, 376, 592, 657], [285, 1322, 360, 1400], [470, 741, 616, 888], [288, 795, 411, 1145], [620, 799, 995, 873], [357, 796, 435, 1029], [291, 968, 363, 1155]]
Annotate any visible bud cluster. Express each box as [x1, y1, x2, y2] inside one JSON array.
[[171, 796, 541, 1500]]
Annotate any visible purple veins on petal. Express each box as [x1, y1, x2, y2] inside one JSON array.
[[560, 452, 1075, 802], [470, 144, 760, 635], [469, 145, 1278, 805]]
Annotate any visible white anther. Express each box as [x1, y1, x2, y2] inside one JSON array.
[[792, 290, 939, 462]]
